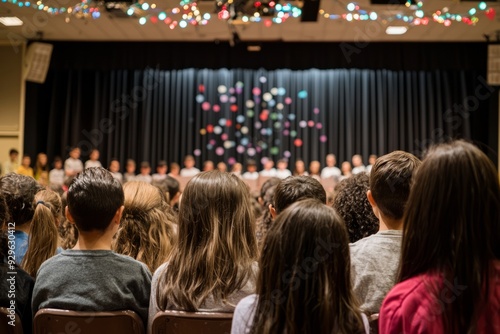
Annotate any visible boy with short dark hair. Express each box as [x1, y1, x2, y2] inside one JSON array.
[[270, 175, 327, 218], [350, 151, 421, 314], [32, 167, 151, 325]]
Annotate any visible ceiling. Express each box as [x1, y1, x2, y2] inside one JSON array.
[[0, 0, 499, 42]]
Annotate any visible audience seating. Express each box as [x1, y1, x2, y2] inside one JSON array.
[[369, 313, 379, 334], [0, 307, 23, 334], [152, 310, 233, 334], [33, 309, 144, 334]]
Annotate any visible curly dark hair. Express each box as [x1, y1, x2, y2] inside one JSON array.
[[0, 173, 43, 226], [332, 173, 379, 243]]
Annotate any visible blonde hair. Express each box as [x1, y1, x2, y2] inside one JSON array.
[[112, 181, 176, 272], [21, 189, 61, 277], [156, 171, 257, 311]]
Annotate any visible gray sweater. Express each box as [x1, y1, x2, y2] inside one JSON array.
[[32, 249, 152, 325], [350, 230, 402, 314]]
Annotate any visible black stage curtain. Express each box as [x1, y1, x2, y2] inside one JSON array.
[[25, 65, 497, 171]]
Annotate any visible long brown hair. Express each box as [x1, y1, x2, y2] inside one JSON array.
[[156, 170, 258, 311], [21, 189, 61, 277], [251, 199, 365, 334], [112, 181, 176, 272], [399, 140, 500, 332]]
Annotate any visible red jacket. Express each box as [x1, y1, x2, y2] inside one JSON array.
[[379, 262, 500, 334]]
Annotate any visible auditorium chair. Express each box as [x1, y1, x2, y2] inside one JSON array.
[[0, 307, 23, 334], [152, 310, 233, 334], [33, 308, 144, 334]]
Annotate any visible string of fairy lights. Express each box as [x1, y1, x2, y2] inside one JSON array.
[[2, 0, 497, 30]]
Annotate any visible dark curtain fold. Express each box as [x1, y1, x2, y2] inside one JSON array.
[[25, 68, 495, 171]]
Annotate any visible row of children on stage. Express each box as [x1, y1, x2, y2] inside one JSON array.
[[0, 146, 377, 192]]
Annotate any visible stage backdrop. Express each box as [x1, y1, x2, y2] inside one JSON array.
[[24, 65, 496, 171]]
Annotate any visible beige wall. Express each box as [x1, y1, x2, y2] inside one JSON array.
[[0, 41, 25, 171]]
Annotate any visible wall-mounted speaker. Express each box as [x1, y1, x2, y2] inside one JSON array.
[[487, 44, 500, 86], [300, 0, 321, 22], [24, 42, 53, 84]]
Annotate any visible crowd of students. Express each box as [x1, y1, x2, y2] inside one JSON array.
[[0, 139, 498, 334]]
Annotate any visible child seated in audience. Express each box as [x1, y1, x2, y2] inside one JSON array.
[[108, 158, 123, 183], [84, 148, 102, 169], [0, 192, 34, 334], [32, 167, 151, 325], [17, 155, 34, 178], [270, 175, 327, 218], [49, 156, 65, 194], [123, 159, 137, 182], [332, 173, 379, 243], [179, 155, 200, 177], [113, 181, 176, 273], [148, 171, 258, 330], [275, 159, 292, 179], [350, 151, 421, 314], [242, 160, 259, 180], [135, 161, 153, 183], [57, 192, 78, 250], [232, 199, 369, 334], [0, 173, 43, 264], [21, 189, 62, 278], [380, 140, 500, 333], [254, 177, 280, 249]]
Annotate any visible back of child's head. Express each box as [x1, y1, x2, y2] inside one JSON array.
[[57, 192, 78, 249], [273, 176, 327, 214], [22, 189, 62, 277], [178, 170, 255, 251], [253, 199, 364, 333], [370, 151, 421, 220], [158, 170, 257, 311], [332, 173, 379, 243], [0, 173, 43, 226], [67, 167, 124, 232], [113, 181, 176, 272]]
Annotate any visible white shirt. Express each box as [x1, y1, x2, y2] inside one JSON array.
[[180, 167, 200, 177], [152, 173, 167, 182], [275, 169, 292, 179], [321, 166, 341, 179], [85, 160, 102, 169], [259, 168, 277, 177], [352, 166, 366, 175], [242, 171, 259, 180], [231, 294, 370, 334]]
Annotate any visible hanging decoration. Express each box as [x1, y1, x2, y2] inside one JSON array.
[[2, 0, 495, 29]]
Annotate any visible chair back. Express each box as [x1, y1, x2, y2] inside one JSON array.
[[33, 308, 144, 334], [152, 310, 233, 334], [0, 307, 23, 334]]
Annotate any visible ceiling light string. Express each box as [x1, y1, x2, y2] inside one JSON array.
[[1, 0, 495, 29]]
